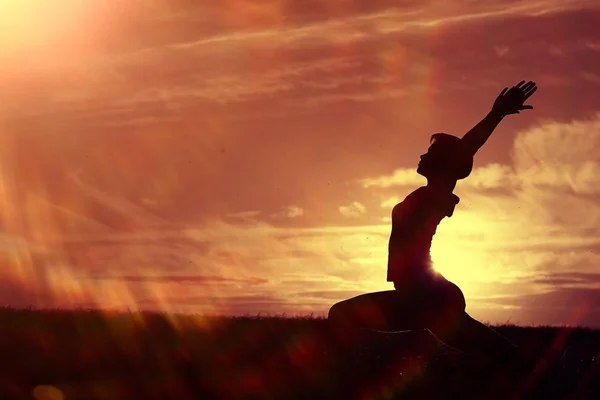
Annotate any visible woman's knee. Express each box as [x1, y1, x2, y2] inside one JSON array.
[[449, 283, 466, 312], [328, 292, 388, 327], [328, 302, 343, 321], [438, 280, 466, 313], [328, 299, 353, 324]]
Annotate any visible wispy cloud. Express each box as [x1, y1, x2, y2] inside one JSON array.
[[0, 0, 600, 327], [533, 272, 600, 287], [494, 46, 510, 57], [68, 170, 166, 228], [480, 287, 600, 327], [87, 274, 268, 285], [226, 210, 262, 222], [130, 0, 598, 55], [4, 0, 599, 127], [580, 71, 600, 85], [339, 201, 367, 217], [277, 205, 304, 218], [359, 169, 424, 188], [359, 163, 518, 191]]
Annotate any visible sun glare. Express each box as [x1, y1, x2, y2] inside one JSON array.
[[0, 0, 99, 54], [430, 239, 486, 287], [429, 216, 501, 293]]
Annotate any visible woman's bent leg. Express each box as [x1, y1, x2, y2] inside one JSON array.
[[328, 290, 423, 345], [424, 277, 466, 334], [425, 277, 519, 358], [329, 277, 467, 334]]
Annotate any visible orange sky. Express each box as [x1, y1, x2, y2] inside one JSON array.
[[0, 0, 599, 327]]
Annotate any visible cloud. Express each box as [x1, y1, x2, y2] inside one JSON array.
[[462, 115, 600, 246], [494, 45, 510, 57], [115, 57, 362, 106], [480, 287, 600, 328], [380, 197, 401, 209], [68, 170, 166, 228], [532, 272, 600, 287], [4, 0, 599, 131], [127, 0, 598, 56], [339, 201, 367, 217], [226, 210, 262, 222], [359, 163, 518, 190], [87, 274, 268, 285], [0, 218, 391, 314], [360, 113, 600, 197], [1, 0, 600, 327], [586, 41, 600, 51], [358, 168, 423, 188], [282, 205, 304, 218], [580, 72, 600, 85], [294, 289, 364, 300], [512, 113, 600, 193], [269, 205, 305, 219], [8, 112, 598, 321]]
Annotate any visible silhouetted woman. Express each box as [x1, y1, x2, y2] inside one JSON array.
[[328, 80, 538, 359]]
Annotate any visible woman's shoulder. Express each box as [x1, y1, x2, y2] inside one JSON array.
[[420, 187, 461, 217], [392, 186, 460, 217]]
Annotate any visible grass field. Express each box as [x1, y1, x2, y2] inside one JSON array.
[[0, 307, 598, 400]]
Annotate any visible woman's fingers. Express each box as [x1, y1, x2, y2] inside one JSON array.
[[506, 81, 537, 103], [523, 85, 538, 99]]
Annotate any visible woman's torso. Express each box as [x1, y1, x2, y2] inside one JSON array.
[[387, 186, 460, 283]]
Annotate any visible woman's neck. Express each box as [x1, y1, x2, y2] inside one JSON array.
[[426, 176, 457, 193]]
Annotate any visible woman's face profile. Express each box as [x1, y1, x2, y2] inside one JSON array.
[[417, 142, 449, 178]]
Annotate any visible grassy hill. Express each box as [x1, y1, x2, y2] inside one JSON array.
[[0, 307, 598, 399]]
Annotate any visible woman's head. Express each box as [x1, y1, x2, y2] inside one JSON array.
[[417, 133, 473, 181]]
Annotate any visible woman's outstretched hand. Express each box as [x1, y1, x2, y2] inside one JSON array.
[[491, 80, 538, 116]]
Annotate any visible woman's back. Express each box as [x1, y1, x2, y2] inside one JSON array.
[[387, 186, 460, 283]]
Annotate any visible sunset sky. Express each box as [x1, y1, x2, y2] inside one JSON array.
[[0, 0, 599, 327]]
